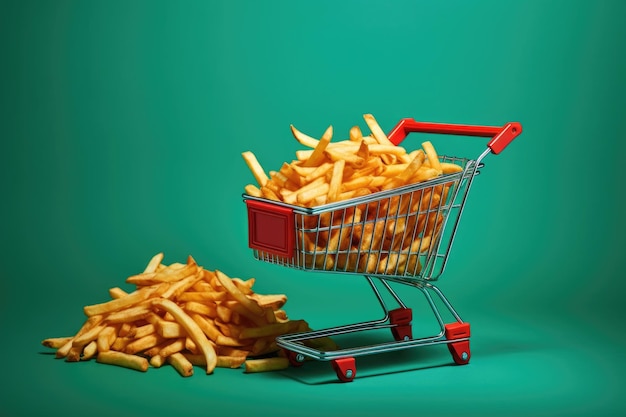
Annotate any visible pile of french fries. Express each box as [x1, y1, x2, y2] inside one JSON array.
[[242, 114, 463, 275], [42, 253, 337, 376]]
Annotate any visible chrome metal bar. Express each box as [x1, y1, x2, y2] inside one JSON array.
[[425, 283, 464, 323], [364, 276, 391, 317], [415, 285, 444, 334], [277, 332, 469, 361], [375, 277, 407, 309]]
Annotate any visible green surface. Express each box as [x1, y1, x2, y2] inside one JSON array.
[[2, 0, 625, 416]]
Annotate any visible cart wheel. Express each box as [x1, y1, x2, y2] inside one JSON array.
[[389, 308, 412, 341], [284, 349, 305, 367], [391, 324, 412, 341], [447, 340, 471, 365], [444, 322, 471, 365], [331, 357, 356, 382]]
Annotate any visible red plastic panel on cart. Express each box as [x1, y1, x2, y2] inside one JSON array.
[[444, 322, 471, 339], [246, 200, 295, 258]]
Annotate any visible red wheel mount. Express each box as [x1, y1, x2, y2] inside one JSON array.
[[444, 322, 471, 365]]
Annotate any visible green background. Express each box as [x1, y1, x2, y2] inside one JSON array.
[[2, 0, 625, 416]]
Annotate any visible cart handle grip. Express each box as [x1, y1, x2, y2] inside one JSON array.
[[387, 118, 522, 155]]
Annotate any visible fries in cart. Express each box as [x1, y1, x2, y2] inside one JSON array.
[[242, 114, 522, 382]]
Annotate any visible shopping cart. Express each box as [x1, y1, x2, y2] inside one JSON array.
[[243, 118, 522, 382]]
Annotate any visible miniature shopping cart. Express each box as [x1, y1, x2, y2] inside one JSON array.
[[243, 118, 522, 382]]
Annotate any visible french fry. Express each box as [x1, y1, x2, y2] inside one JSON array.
[[168, 352, 194, 377], [296, 182, 330, 205], [150, 354, 166, 368], [248, 293, 287, 310], [216, 304, 233, 323], [159, 338, 186, 358], [183, 353, 247, 369], [72, 322, 107, 348], [244, 357, 290, 373], [144, 252, 164, 274], [440, 162, 463, 174], [220, 300, 267, 327], [144, 340, 172, 358], [110, 336, 133, 352], [324, 148, 365, 167], [177, 291, 227, 303], [340, 175, 372, 193], [97, 351, 149, 372], [83, 287, 155, 317], [349, 125, 363, 141], [411, 167, 441, 183], [215, 320, 240, 338], [191, 313, 243, 347], [302, 125, 333, 167], [105, 304, 152, 324], [290, 124, 320, 148], [81, 341, 98, 361], [241, 151, 269, 186], [118, 322, 134, 338], [290, 164, 318, 178], [41, 337, 72, 349], [181, 338, 196, 355], [217, 346, 251, 358], [283, 177, 326, 205], [160, 271, 203, 299], [152, 298, 218, 374], [96, 325, 119, 352], [380, 153, 397, 165], [183, 301, 218, 317], [125, 273, 158, 286], [66, 346, 83, 362], [55, 314, 104, 359], [232, 277, 255, 295], [108, 287, 128, 299], [215, 270, 265, 317], [152, 262, 198, 284], [261, 185, 281, 201], [397, 150, 425, 183], [363, 114, 394, 146], [156, 319, 186, 338], [244, 184, 263, 197], [368, 144, 408, 157], [133, 323, 156, 339], [125, 333, 164, 355], [304, 162, 333, 183], [421, 141, 442, 174]]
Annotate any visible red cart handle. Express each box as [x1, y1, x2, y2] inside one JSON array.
[[387, 118, 522, 155]]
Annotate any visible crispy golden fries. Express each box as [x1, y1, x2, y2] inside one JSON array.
[[242, 114, 465, 276], [42, 253, 332, 376], [97, 351, 149, 372], [244, 357, 290, 373]]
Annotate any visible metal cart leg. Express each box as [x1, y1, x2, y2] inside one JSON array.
[[366, 276, 413, 341], [380, 279, 471, 366], [331, 357, 356, 382], [420, 282, 471, 365], [276, 278, 471, 382]]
